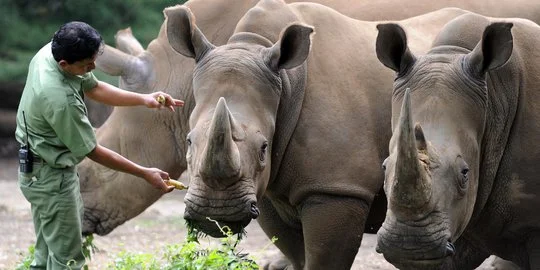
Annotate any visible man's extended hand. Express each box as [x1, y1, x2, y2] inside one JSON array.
[[146, 92, 184, 112], [142, 167, 175, 193]]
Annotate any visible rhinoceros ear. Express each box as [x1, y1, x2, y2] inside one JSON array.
[[376, 23, 416, 74], [266, 23, 314, 71], [466, 22, 513, 77], [164, 5, 215, 61]]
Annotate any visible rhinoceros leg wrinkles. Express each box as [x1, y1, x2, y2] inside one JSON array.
[[301, 195, 369, 270], [258, 195, 305, 270]]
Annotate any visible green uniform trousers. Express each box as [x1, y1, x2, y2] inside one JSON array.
[[18, 161, 86, 270]]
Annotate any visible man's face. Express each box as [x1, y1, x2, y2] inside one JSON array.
[[59, 54, 97, 76]]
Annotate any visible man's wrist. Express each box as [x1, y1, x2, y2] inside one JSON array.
[[132, 164, 147, 179]]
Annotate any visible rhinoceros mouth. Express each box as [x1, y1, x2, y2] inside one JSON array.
[[183, 201, 259, 237], [378, 241, 455, 269], [186, 218, 250, 238], [376, 211, 454, 269]]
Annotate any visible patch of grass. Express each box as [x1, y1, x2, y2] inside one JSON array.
[[14, 245, 34, 270], [14, 235, 97, 270], [161, 217, 259, 270], [82, 234, 98, 269], [15, 218, 277, 270], [106, 251, 161, 270], [106, 218, 267, 270]]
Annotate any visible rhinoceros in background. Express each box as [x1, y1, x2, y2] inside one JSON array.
[[375, 12, 540, 270], [163, 0, 491, 268], [80, 0, 540, 239]]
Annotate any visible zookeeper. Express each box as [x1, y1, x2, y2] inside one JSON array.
[[15, 21, 184, 269]]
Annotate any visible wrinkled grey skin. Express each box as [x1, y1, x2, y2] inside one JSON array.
[[165, 2, 388, 269], [80, 0, 540, 239], [375, 12, 540, 270], [165, 4, 314, 237], [165, 1, 511, 269], [77, 1, 535, 268]]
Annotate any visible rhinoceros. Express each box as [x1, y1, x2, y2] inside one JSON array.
[[162, 0, 488, 268], [80, 0, 540, 239], [375, 12, 540, 270]]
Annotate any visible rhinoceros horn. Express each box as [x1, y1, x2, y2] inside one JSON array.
[[114, 27, 145, 56], [200, 98, 242, 186], [95, 45, 148, 77], [391, 88, 432, 219]]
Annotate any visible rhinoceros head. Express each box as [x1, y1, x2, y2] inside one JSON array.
[[374, 21, 513, 269], [165, 6, 312, 237]]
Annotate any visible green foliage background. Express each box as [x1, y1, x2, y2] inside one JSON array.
[[0, 0, 187, 83]]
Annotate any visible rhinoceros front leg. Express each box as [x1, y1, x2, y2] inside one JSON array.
[[257, 195, 305, 270], [300, 194, 370, 270]]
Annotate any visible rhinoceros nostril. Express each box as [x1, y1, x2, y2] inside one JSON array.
[[250, 202, 260, 219], [445, 241, 456, 256]]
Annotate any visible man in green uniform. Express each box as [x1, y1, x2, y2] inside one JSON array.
[[15, 21, 184, 269]]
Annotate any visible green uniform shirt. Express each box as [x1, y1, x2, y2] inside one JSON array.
[[15, 42, 98, 168]]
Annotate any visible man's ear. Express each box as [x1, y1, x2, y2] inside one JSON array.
[[58, 60, 68, 68]]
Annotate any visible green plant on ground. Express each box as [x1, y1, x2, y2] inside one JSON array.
[[15, 218, 277, 270], [14, 235, 97, 270], [82, 234, 99, 270], [14, 245, 34, 270], [161, 217, 259, 270], [106, 251, 161, 270], [106, 218, 264, 270]]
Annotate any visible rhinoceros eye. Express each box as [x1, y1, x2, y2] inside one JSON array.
[[260, 141, 268, 162], [458, 164, 469, 192]]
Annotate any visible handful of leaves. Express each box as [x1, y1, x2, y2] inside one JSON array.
[[165, 178, 188, 190]]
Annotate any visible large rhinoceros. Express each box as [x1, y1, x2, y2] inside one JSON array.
[[162, 1, 485, 268], [80, 0, 540, 239], [375, 12, 540, 270]]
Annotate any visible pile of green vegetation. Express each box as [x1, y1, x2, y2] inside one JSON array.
[[0, 0, 185, 83], [15, 218, 277, 270]]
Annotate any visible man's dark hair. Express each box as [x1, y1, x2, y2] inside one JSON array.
[[51, 21, 103, 64]]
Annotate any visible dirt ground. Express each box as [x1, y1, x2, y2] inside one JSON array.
[[0, 158, 504, 270]]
